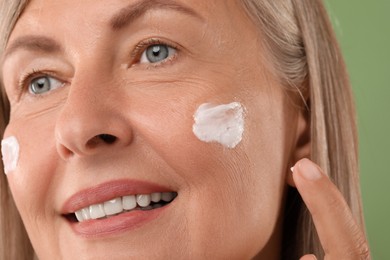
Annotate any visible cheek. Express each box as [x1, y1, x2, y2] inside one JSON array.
[[141, 98, 284, 256], [4, 118, 58, 224]]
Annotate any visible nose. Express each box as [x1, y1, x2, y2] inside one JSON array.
[[55, 76, 133, 159]]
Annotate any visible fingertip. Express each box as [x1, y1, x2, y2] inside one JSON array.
[[288, 159, 324, 187], [299, 254, 317, 260], [295, 158, 323, 181]]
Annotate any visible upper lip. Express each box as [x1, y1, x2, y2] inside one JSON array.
[[61, 179, 175, 214]]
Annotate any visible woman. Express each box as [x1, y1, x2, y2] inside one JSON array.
[[0, 0, 370, 259]]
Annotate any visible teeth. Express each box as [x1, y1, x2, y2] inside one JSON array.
[[161, 192, 174, 202], [103, 197, 123, 216], [75, 210, 85, 222], [75, 207, 91, 222], [89, 204, 106, 220], [151, 192, 161, 202], [122, 195, 137, 210], [81, 207, 91, 219], [73, 192, 176, 222], [136, 194, 151, 207]]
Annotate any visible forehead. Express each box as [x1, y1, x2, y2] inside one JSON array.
[[8, 0, 251, 49], [5, 0, 261, 61], [13, 0, 241, 31]]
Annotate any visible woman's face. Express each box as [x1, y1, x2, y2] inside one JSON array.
[[1, 0, 302, 258]]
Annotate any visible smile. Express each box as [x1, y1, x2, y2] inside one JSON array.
[[61, 179, 178, 236], [72, 192, 177, 222]]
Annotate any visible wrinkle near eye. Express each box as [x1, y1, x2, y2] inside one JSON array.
[[11, 95, 67, 120]]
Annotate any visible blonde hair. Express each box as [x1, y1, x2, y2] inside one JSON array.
[[241, 0, 364, 258], [0, 2, 35, 259], [0, 0, 364, 259]]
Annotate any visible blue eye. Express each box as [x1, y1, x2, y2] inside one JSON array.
[[140, 44, 176, 64], [29, 76, 63, 95]]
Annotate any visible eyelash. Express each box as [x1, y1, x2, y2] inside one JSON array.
[[18, 38, 179, 95], [130, 38, 179, 67], [18, 69, 55, 95]]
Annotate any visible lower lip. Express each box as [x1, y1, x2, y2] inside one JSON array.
[[68, 205, 170, 238]]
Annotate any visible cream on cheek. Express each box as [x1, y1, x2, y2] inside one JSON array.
[[1, 136, 20, 175], [192, 102, 244, 148]]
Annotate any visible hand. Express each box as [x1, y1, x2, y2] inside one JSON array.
[[291, 159, 371, 260]]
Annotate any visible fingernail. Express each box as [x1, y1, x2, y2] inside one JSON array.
[[290, 166, 294, 173], [298, 159, 322, 181]]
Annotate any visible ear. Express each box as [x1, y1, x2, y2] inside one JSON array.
[[286, 102, 311, 187]]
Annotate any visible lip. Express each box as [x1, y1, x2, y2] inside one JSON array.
[[69, 203, 172, 238], [61, 179, 174, 214], [61, 179, 176, 237]]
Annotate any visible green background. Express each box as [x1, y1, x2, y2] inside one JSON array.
[[326, 1, 389, 259]]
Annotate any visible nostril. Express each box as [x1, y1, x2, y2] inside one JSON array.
[[98, 134, 117, 144], [86, 134, 117, 149]]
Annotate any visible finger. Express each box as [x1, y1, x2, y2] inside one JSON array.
[[299, 254, 317, 260], [291, 159, 370, 259]]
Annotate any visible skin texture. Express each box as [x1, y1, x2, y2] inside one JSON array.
[[1, 0, 303, 258], [1, 0, 370, 259]]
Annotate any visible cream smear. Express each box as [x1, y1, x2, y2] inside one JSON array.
[[192, 102, 244, 148], [1, 136, 20, 175]]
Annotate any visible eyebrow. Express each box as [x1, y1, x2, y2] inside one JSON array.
[[4, 35, 62, 60], [3, 0, 202, 60], [110, 0, 203, 30]]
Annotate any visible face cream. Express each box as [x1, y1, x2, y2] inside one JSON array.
[[192, 102, 244, 148], [1, 136, 20, 175]]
